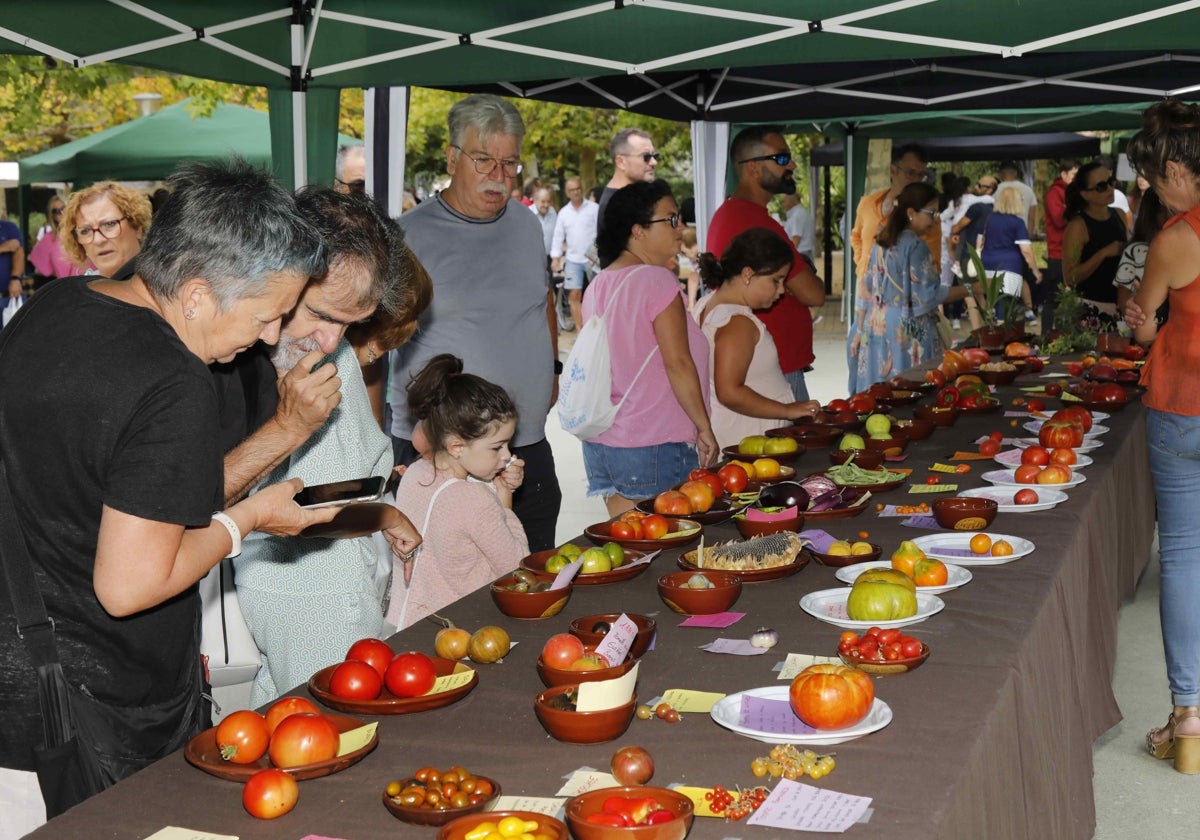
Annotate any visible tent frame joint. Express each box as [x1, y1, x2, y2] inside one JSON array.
[[459, 33, 472, 46], [808, 20, 823, 33]]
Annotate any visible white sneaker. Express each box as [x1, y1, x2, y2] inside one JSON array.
[[952, 319, 961, 329]]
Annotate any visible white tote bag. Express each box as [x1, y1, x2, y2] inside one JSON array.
[[199, 558, 261, 688], [557, 266, 658, 439]]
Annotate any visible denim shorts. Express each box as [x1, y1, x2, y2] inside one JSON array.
[[563, 260, 587, 291], [582, 441, 698, 499]]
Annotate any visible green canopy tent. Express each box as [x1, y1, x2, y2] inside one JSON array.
[[18, 97, 358, 186]]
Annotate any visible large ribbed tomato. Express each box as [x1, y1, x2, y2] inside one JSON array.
[[789, 664, 875, 730], [1052, 406, 1093, 433], [1038, 418, 1083, 450]]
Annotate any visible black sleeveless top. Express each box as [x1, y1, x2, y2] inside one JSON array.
[[1076, 209, 1126, 304]]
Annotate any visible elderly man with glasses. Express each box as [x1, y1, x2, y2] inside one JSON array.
[[597, 128, 659, 238], [389, 93, 562, 552], [850, 143, 941, 285], [706, 125, 825, 401]]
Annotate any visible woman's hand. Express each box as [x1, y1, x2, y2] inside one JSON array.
[[787, 400, 822, 422], [1101, 241, 1124, 259], [1124, 298, 1148, 330]]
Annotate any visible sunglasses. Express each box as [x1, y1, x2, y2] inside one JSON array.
[[51, 207, 64, 216], [1083, 177, 1117, 192], [977, 182, 996, 190], [622, 152, 660, 164], [738, 152, 792, 167]]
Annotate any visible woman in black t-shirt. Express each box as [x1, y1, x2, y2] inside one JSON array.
[[1062, 161, 1129, 330]]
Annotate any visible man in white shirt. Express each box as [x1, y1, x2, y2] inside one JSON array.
[[530, 187, 558, 258], [550, 177, 598, 333], [993, 160, 1038, 233], [781, 193, 816, 261]]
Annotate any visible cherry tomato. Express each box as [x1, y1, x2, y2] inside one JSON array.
[[655, 702, 674, 719], [979, 439, 1000, 457], [216, 710, 269, 764], [268, 712, 340, 769], [243, 768, 298, 819], [989, 431, 1004, 442], [329, 659, 384, 701], [837, 631, 859, 654], [899, 637, 923, 658], [876, 628, 902, 646], [385, 651, 437, 698], [925, 476, 941, 485], [883, 642, 905, 661]]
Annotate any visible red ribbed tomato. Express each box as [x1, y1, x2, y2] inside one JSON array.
[[1052, 406, 1093, 433], [789, 664, 875, 730], [1038, 419, 1082, 450]]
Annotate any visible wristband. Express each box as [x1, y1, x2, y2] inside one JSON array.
[[211, 512, 242, 559]]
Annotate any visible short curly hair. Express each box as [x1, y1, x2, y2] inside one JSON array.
[[59, 182, 152, 267]]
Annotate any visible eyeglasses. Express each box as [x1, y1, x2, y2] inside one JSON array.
[[738, 152, 793, 167], [50, 207, 64, 216], [897, 166, 930, 179], [335, 178, 366, 194], [918, 208, 939, 216], [646, 214, 681, 229], [74, 216, 130, 244], [621, 152, 660, 164], [1083, 177, 1117, 192], [977, 182, 997, 190], [450, 145, 523, 177]]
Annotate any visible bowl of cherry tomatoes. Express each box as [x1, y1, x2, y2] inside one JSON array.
[[565, 785, 695, 840], [382, 765, 499, 826], [837, 628, 929, 675]]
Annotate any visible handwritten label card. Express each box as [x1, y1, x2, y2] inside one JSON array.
[[427, 666, 476, 695], [576, 661, 639, 712], [797, 529, 836, 553], [739, 695, 815, 735], [556, 769, 618, 796], [699, 637, 764, 656], [337, 722, 377, 756], [900, 514, 943, 530], [928, 463, 958, 473], [908, 483, 957, 493], [594, 613, 638, 664], [778, 653, 840, 680], [680, 611, 745, 628], [659, 688, 726, 712], [747, 778, 872, 832], [950, 451, 993, 460], [142, 830, 239, 840], [490, 795, 566, 817]]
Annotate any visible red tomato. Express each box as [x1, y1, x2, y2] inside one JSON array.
[[979, 439, 1000, 457], [924, 368, 947, 387], [678, 480, 715, 513], [848, 393, 877, 414], [1039, 418, 1082, 449], [876, 628, 901, 646], [641, 514, 670, 540], [882, 642, 904, 661], [1014, 488, 1040, 505], [899, 636, 923, 658], [345, 638, 393, 679], [1026, 398, 1045, 412], [1124, 344, 1146, 361], [1014, 464, 1042, 484], [216, 710, 269, 764], [925, 476, 941, 485], [688, 468, 711, 482], [264, 696, 321, 735], [385, 651, 438, 698], [652, 490, 692, 516], [789, 664, 875, 730], [1043, 382, 1062, 397], [1049, 447, 1077, 466], [1025, 356, 1046, 373], [242, 768, 299, 819], [541, 633, 585, 669], [717, 463, 749, 494], [837, 631, 858, 654], [268, 713, 339, 768], [694, 472, 724, 499], [988, 431, 1004, 441], [1020, 445, 1049, 466], [329, 660, 383, 701], [826, 398, 852, 412], [611, 521, 636, 540]]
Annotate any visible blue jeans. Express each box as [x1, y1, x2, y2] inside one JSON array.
[[582, 441, 698, 500], [1147, 408, 1200, 706], [784, 369, 810, 402], [562, 260, 587, 291]]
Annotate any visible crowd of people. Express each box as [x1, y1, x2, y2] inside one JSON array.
[[3, 90, 1198, 834]]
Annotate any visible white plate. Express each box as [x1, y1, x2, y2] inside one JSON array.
[[799, 588, 945, 630], [993, 449, 1093, 469], [1012, 436, 1103, 453], [910, 533, 1035, 565], [1023, 420, 1109, 437], [981, 468, 1088, 489], [959, 486, 1069, 513], [1090, 411, 1111, 421], [709, 685, 893, 745], [834, 561, 972, 595]]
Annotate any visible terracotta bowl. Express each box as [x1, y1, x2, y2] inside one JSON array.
[[537, 648, 636, 687], [806, 541, 882, 568], [565, 786, 695, 840], [864, 432, 909, 457], [437, 811, 568, 840], [569, 614, 657, 658], [840, 642, 931, 675], [977, 367, 1019, 386], [382, 776, 500, 826], [914, 405, 960, 427], [734, 512, 803, 538], [932, 496, 998, 530], [892, 417, 934, 441], [828, 448, 885, 470], [534, 685, 636, 744], [656, 570, 743, 615], [490, 572, 572, 620], [817, 409, 865, 431], [766, 423, 841, 448]]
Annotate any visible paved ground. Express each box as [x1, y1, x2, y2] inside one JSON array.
[[548, 294, 1172, 840]]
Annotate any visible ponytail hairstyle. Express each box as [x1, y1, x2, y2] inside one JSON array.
[[406, 354, 517, 455], [696, 227, 793, 290], [876, 182, 938, 249]]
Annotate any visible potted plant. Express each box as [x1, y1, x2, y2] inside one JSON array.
[[964, 246, 1014, 350]]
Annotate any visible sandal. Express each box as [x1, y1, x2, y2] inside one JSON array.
[[1147, 709, 1200, 773]]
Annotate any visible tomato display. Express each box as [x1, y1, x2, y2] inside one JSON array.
[[329, 659, 384, 700], [542, 633, 586, 669], [716, 463, 749, 493], [268, 712, 340, 769], [434, 625, 471, 660], [385, 651, 438, 696], [847, 393, 877, 414], [384, 764, 496, 813], [216, 710, 270, 764], [243, 768, 299, 819], [652, 490, 692, 515], [264, 696, 321, 735], [838, 628, 924, 665], [788, 663, 875, 730], [345, 638, 393, 679], [585, 795, 675, 827], [641, 514, 670, 540], [467, 626, 511, 664]]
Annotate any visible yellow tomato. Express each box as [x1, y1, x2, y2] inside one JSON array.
[[969, 533, 992, 555]]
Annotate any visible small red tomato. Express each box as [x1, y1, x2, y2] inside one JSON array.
[[838, 631, 859, 654], [1044, 382, 1063, 397], [989, 431, 1004, 442], [1014, 488, 1040, 505], [979, 439, 1000, 457], [899, 637, 923, 658], [1026, 398, 1045, 412], [883, 642, 905, 661], [925, 476, 941, 485], [877, 628, 901, 646], [857, 637, 879, 658], [242, 768, 298, 819]]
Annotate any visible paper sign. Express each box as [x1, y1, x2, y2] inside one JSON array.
[[594, 613, 637, 664], [887, 467, 914, 476], [1040, 371, 1070, 377], [680, 611, 745, 628], [700, 637, 767, 655], [1003, 410, 1030, 417], [427, 665, 476, 695], [908, 483, 957, 493], [675, 786, 723, 818], [778, 653, 840, 680], [142, 830, 238, 840], [900, 515, 943, 530], [660, 688, 726, 712], [556, 770, 618, 796], [739, 694, 815, 735], [798, 529, 836, 553], [550, 559, 581, 590], [746, 778, 873, 832], [575, 661, 639, 712], [928, 462, 957, 473], [1061, 391, 1082, 402], [337, 722, 377, 756], [951, 451, 993, 460], [490, 796, 566, 816]]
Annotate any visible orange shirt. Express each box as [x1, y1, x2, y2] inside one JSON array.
[[1141, 206, 1200, 415], [850, 187, 941, 281]]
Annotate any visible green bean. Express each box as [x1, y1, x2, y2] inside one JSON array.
[[827, 459, 905, 485]]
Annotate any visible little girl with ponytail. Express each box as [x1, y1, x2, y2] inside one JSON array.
[[387, 354, 528, 629]]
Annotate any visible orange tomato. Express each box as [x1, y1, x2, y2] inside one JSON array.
[[969, 533, 993, 555], [752, 458, 782, 479], [913, 558, 949, 587], [1049, 447, 1077, 466], [642, 514, 670, 540], [991, 540, 1014, 557], [1037, 464, 1072, 484]]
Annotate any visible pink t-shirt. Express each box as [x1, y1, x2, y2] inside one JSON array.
[[584, 264, 710, 448], [28, 232, 80, 280]]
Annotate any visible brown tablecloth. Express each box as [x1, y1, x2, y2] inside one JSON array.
[[28, 390, 1154, 840]]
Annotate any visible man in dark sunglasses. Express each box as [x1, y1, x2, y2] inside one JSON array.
[[597, 128, 658, 236], [707, 125, 825, 402]]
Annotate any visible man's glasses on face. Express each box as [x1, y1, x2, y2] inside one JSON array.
[[450, 145, 524, 177], [738, 152, 792, 167], [335, 178, 366, 194], [621, 151, 660, 164], [977, 182, 997, 191]]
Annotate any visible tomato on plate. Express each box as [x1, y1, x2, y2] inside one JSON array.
[[268, 712, 340, 768], [243, 768, 299, 819], [329, 659, 383, 701], [216, 709, 269, 764], [641, 514, 670, 540], [345, 638, 393, 679], [264, 696, 321, 735], [385, 651, 438, 698]]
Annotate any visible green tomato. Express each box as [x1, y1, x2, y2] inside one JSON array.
[[558, 544, 583, 560], [602, 541, 625, 567], [544, 554, 569, 574]]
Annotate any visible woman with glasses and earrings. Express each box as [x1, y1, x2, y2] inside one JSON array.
[[60, 181, 152, 279], [579, 179, 717, 516], [28, 195, 81, 287], [1061, 160, 1128, 330], [848, 182, 969, 393]]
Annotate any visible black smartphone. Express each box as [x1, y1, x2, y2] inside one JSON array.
[[293, 476, 386, 509]]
